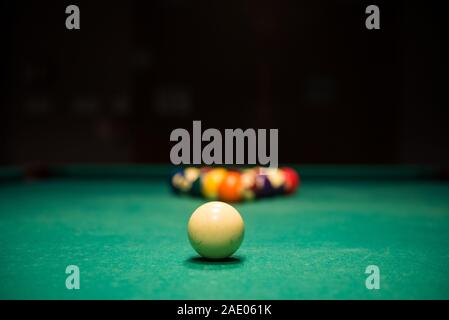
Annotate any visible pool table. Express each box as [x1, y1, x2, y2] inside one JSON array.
[[1, 165, 449, 300]]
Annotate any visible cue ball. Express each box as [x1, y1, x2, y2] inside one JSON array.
[[187, 201, 244, 259]]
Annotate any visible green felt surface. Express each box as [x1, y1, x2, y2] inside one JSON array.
[[1, 167, 449, 299]]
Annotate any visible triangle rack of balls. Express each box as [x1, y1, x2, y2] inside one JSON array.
[[170, 167, 300, 202]]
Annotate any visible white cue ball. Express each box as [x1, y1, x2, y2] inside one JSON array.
[[188, 201, 245, 259]]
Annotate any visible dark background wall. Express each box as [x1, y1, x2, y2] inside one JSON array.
[[1, 0, 448, 166]]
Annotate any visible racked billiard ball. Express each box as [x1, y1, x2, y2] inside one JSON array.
[[253, 174, 271, 198], [201, 168, 227, 199], [188, 201, 244, 259], [170, 169, 187, 193], [281, 167, 300, 194], [170, 167, 201, 195], [183, 167, 202, 196], [218, 171, 243, 202], [253, 167, 281, 197], [263, 168, 286, 196]]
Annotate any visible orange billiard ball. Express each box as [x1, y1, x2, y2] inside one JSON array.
[[218, 171, 243, 202]]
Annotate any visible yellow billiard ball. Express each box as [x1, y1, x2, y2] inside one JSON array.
[[187, 201, 244, 259], [201, 168, 227, 199]]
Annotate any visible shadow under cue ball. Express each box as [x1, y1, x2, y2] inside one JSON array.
[[187, 201, 245, 259]]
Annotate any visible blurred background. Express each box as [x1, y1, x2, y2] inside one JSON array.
[[1, 0, 448, 166]]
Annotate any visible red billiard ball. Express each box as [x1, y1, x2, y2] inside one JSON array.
[[281, 167, 300, 194]]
